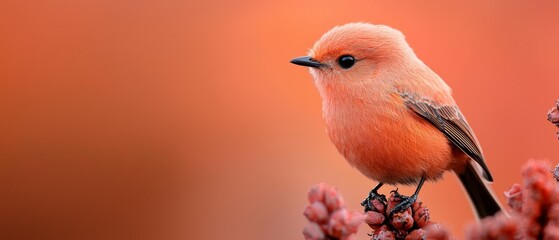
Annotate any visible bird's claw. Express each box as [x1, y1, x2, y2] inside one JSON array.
[[389, 194, 417, 216], [361, 189, 386, 212]]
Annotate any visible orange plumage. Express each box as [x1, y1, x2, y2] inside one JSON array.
[[292, 22, 501, 218]]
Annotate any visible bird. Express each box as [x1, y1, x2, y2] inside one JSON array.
[[290, 22, 502, 218]]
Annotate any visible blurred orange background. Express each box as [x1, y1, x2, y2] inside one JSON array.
[[1, 1, 559, 239]]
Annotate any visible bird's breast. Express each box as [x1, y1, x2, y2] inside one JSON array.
[[322, 91, 453, 185]]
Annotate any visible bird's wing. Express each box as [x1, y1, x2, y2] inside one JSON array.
[[398, 91, 493, 182]]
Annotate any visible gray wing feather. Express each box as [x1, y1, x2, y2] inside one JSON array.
[[400, 91, 493, 182]]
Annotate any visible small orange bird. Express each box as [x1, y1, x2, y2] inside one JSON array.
[[291, 23, 502, 218]]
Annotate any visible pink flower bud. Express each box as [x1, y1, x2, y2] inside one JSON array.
[[391, 210, 414, 231], [413, 205, 430, 228], [385, 192, 404, 215], [548, 103, 559, 126], [303, 222, 325, 240], [345, 211, 365, 234], [328, 209, 348, 238], [544, 225, 559, 240], [308, 183, 327, 203], [504, 183, 523, 212], [304, 202, 329, 223], [364, 211, 385, 227], [405, 229, 426, 240], [425, 223, 451, 240], [373, 225, 396, 240], [553, 163, 559, 182], [369, 197, 386, 213], [324, 187, 346, 212], [410, 200, 421, 212]]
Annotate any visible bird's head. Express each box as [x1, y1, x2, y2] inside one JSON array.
[[291, 23, 415, 86]]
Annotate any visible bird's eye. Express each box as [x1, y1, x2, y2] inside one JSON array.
[[337, 55, 355, 69]]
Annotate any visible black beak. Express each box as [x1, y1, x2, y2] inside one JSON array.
[[290, 56, 324, 68]]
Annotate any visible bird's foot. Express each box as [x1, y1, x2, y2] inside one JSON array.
[[361, 189, 386, 212], [389, 190, 418, 216]]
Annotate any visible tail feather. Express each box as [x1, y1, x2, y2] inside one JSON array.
[[457, 161, 503, 219]]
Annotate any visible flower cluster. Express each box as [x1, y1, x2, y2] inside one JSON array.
[[302, 184, 451, 240], [466, 160, 559, 239], [363, 190, 451, 240], [547, 99, 559, 139], [553, 164, 559, 182], [303, 183, 364, 240]]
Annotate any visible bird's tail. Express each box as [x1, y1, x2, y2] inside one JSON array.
[[457, 161, 503, 219]]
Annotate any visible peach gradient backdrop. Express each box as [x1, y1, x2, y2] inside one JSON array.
[[2, 1, 559, 239]]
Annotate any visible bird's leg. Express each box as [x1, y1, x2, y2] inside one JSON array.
[[361, 182, 386, 212], [389, 177, 426, 216]]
